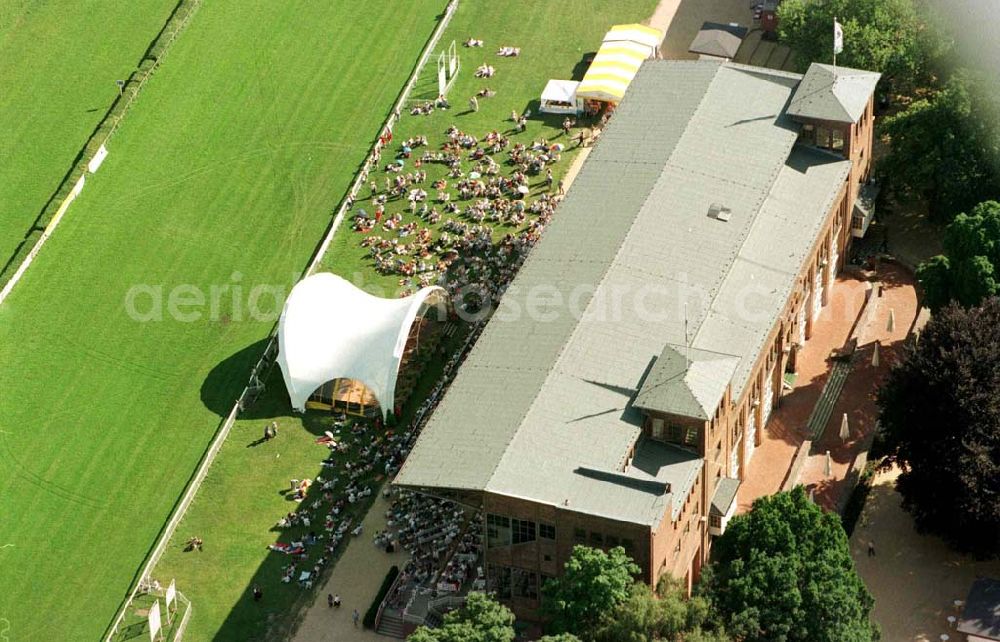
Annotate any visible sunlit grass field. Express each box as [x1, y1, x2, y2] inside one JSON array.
[[0, 0, 177, 276]]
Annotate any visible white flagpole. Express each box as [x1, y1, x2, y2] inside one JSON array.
[[833, 17, 844, 69]]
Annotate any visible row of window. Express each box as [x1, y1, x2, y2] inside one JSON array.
[[572, 527, 634, 552], [486, 514, 556, 548], [488, 564, 551, 601]]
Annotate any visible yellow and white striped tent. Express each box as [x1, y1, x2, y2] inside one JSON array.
[[578, 24, 663, 103], [603, 23, 663, 50]]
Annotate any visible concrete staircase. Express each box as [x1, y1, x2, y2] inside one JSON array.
[[377, 612, 406, 639], [805, 359, 852, 443]]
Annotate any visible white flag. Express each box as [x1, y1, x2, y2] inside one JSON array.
[[834, 19, 844, 55]]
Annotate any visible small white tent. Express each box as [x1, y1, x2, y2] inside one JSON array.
[[277, 273, 446, 417], [540, 79, 581, 115]]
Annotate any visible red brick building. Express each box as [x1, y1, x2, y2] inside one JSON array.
[[395, 60, 879, 617]]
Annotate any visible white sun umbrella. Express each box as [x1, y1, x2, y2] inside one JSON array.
[[839, 413, 850, 442], [517, 184, 530, 194], [871, 340, 880, 367], [887, 308, 896, 333], [469, 171, 481, 179], [824, 450, 833, 477]]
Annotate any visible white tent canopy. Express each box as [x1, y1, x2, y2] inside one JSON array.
[[277, 273, 446, 417], [540, 79, 581, 114]]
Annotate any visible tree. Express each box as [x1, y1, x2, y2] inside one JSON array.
[[703, 487, 879, 642], [592, 579, 729, 642], [875, 299, 1000, 554], [777, 0, 929, 85], [540, 545, 639, 636], [408, 592, 514, 642], [916, 201, 1000, 310], [879, 74, 1000, 222]]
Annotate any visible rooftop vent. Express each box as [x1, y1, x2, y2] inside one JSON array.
[[708, 202, 732, 222]]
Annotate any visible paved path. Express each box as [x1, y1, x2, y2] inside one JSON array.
[[737, 262, 921, 513], [851, 466, 1000, 641], [293, 492, 408, 642], [798, 261, 920, 512]]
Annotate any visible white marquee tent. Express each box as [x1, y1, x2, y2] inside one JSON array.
[[277, 273, 446, 417], [540, 79, 582, 114]]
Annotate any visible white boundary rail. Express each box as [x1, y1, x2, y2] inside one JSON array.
[[0, 0, 203, 307], [306, 0, 460, 277], [104, 2, 461, 639]]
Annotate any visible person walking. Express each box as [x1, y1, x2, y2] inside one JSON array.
[[469, 95, 479, 112], [545, 168, 553, 190], [352, 609, 360, 627], [252, 585, 262, 602], [327, 593, 334, 608], [334, 594, 342, 608], [867, 539, 876, 557]]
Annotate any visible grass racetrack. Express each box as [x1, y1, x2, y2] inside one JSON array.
[[0, 1, 442, 639], [0, 0, 178, 278]]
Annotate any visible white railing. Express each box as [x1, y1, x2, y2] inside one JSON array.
[[306, 0, 460, 277], [104, 405, 237, 641], [0, 0, 203, 306]]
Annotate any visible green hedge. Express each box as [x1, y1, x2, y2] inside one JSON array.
[[363, 565, 400, 629], [841, 461, 878, 536]]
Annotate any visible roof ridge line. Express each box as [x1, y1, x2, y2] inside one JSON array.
[[689, 100, 803, 350], [483, 65, 730, 493]]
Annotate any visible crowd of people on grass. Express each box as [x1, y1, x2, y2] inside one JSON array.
[[259, 415, 418, 589], [348, 37, 584, 300], [351, 118, 568, 301], [251, 319, 485, 597]]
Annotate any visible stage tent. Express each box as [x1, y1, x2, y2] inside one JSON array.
[[277, 272, 446, 417], [578, 24, 662, 103]]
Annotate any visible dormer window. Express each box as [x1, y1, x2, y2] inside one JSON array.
[[652, 417, 665, 439]]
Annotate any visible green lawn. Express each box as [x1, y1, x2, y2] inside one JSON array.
[[322, 0, 659, 293], [0, 0, 178, 275], [152, 1, 657, 639], [0, 1, 442, 639]]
